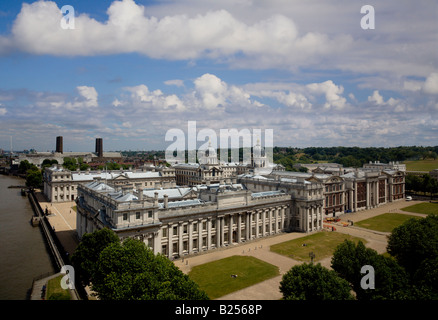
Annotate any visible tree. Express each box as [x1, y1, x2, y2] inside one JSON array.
[[91, 238, 208, 300], [331, 240, 409, 300], [387, 214, 438, 279], [412, 257, 438, 299], [18, 160, 33, 174], [63, 157, 77, 170], [25, 168, 42, 188], [41, 159, 58, 168], [279, 263, 354, 300], [71, 228, 120, 286]]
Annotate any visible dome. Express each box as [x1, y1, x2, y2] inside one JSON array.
[[253, 139, 265, 157]]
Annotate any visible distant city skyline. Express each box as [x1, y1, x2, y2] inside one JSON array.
[[0, 0, 437, 151]]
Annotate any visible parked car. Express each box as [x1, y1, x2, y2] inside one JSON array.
[[406, 196, 412, 201]]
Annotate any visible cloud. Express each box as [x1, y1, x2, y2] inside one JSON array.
[[76, 86, 98, 107], [123, 84, 186, 111], [2, 0, 352, 71], [0, 107, 6, 116], [164, 79, 185, 87], [306, 80, 347, 109], [423, 73, 438, 94], [368, 90, 384, 105]]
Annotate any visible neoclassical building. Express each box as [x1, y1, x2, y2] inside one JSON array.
[[266, 168, 405, 217], [43, 165, 176, 202], [76, 179, 306, 259], [173, 141, 284, 186]]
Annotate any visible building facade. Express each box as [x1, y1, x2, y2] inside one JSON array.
[[43, 165, 176, 202], [76, 180, 302, 259]]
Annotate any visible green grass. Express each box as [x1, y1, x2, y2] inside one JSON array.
[[401, 202, 438, 215], [188, 255, 279, 299], [46, 275, 71, 300], [355, 213, 422, 232], [270, 231, 366, 262], [404, 159, 438, 172]]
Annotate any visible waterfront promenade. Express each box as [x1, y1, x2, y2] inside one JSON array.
[[35, 191, 79, 255]]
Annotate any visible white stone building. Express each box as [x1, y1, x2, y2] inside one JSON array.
[[76, 180, 302, 259], [43, 165, 176, 202]]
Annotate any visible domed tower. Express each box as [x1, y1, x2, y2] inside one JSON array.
[[199, 140, 219, 165], [252, 138, 267, 168]]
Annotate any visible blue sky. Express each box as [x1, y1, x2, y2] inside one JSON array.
[[0, 0, 437, 152]]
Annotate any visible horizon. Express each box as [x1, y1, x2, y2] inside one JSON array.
[[0, 1, 437, 151]]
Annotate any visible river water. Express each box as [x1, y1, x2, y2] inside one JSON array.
[[0, 174, 55, 300]]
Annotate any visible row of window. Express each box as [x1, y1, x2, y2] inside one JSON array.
[[122, 210, 153, 221], [54, 186, 74, 191], [325, 184, 343, 192], [161, 222, 283, 255], [161, 217, 283, 238]]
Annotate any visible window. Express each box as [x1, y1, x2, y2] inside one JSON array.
[[162, 228, 168, 238], [123, 213, 128, 221], [136, 212, 141, 219], [193, 223, 197, 232], [148, 211, 153, 218], [173, 226, 178, 236], [183, 224, 188, 234]]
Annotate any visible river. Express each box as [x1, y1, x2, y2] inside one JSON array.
[[0, 174, 55, 300]]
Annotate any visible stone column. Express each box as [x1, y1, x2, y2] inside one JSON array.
[[228, 214, 233, 244], [262, 209, 266, 237], [168, 223, 173, 258], [178, 222, 183, 256], [366, 181, 370, 209], [281, 206, 285, 230], [247, 212, 252, 240], [237, 213, 242, 243], [188, 220, 193, 254], [198, 219, 202, 252], [216, 216, 222, 247], [207, 217, 212, 249], [353, 181, 358, 212], [275, 208, 279, 233], [153, 230, 161, 255], [220, 216, 225, 246], [255, 210, 260, 238]]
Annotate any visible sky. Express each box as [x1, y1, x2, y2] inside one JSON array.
[[0, 0, 437, 152]]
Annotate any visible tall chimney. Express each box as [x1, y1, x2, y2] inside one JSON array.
[[137, 187, 143, 201], [95, 138, 103, 158], [56, 136, 63, 154], [164, 194, 168, 208]]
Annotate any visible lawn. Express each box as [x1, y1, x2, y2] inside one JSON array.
[[46, 275, 71, 300], [188, 255, 279, 299], [401, 202, 438, 215], [404, 159, 438, 172], [270, 231, 365, 262], [355, 213, 422, 232]]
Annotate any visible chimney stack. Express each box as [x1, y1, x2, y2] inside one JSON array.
[[56, 136, 63, 154], [95, 138, 103, 158], [164, 194, 169, 208], [137, 187, 143, 201]]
